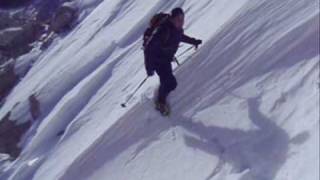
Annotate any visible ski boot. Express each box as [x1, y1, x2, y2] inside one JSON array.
[[155, 101, 170, 116]]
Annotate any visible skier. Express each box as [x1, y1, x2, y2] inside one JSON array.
[[143, 8, 202, 115]]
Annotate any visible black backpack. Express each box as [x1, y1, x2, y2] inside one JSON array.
[[143, 12, 170, 49]]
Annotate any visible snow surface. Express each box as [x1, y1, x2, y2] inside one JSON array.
[[0, 0, 319, 180]]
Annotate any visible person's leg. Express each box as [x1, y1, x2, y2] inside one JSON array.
[[155, 63, 177, 104]]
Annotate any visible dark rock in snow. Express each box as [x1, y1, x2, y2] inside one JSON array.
[[35, 0, 61, 22], [50, 2, 78, 33], [0, 0, 31, 9], [0, 53, 9, 65], [0, 1, 78, 103], [0, 94, 40, 159], [29, 94, 40, 121], [40, 1, 78, 49], [0, 12, 11, 29], [0, 22, 45, 58], [0, 61, 18, 102], [0, 112, 31, 158]]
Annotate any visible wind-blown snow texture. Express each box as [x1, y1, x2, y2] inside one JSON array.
[[0, 0, 319, 180]]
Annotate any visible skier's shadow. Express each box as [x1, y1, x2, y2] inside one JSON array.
[[172, 97, 309, 180], [59, 97, 309, 180]]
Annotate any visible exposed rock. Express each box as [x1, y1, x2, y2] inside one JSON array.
[[0, 61, 18, 102], [0, 53, 9, 65], [0, 0, 78, 103], [39, 1, 78, 49], [0, 112, 31, 158], [35, 0, 61, 22], [0, 11, 34, 61], [0, 27, 26, 55], [29, 94, 40, 120], [0, 11, 11, 30], [0, 0, 31, 9], [0, 95, 39, 158], [0, 22, 45, 58], [50, 2, 78, 33]]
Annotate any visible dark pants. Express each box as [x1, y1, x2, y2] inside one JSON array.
[[154, 62, 177, 104]]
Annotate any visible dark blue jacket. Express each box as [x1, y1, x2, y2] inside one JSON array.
[[145, 20, 198, 65]]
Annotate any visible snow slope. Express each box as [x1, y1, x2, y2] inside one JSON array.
[[0, 0, 319, 179]]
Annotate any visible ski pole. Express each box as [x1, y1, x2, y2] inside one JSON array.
[[173, 50, 198, 73], [173, 46, 195, 66], [176, 46, 194, 58], [174, 57, 181, 66], [121, 77, 148, 108], [174, 46, 197, 67]]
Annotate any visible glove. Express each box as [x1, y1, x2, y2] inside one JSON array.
[[147, 69, 155, 77], [194, 39, 202, 49]]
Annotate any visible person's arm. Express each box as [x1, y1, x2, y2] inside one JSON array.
[[181, 34, 202, 48], [181, 34, 197, 44]]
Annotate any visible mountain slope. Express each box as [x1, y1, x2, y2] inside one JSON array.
[[0, 0, 319, 180]]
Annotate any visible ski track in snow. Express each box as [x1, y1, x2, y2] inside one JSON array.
[[0, 0, 319, 180]]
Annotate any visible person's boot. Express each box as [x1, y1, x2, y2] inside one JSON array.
[[155, 101, 170, 116]]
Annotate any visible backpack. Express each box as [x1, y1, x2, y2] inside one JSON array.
[[143, 12, 170, 49]]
